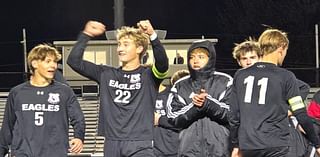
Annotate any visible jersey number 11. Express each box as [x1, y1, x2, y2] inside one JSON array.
[[244, 76, 268, 104]]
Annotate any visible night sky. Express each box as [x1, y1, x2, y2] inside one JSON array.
[[1, 0, 320, 90]]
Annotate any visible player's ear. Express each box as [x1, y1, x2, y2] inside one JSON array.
[[136, 45, 143, 55], [279, 46, 287, 56], [237, 60, 242, 67], [31, 60, 39, 69]]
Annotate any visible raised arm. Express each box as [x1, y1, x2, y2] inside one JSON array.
[[137, 20, 168, 82], [67, 21, 106, 82]]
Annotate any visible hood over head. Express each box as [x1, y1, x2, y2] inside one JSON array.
[[187, 40, 216, 92], [187, 40, 216, 80]]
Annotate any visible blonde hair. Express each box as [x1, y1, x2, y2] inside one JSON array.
[[117, 26, 149, 59], [232, 37, 261, 60], [258, 29, 289, 56], [27, 44, 61, 74], [171, 69, 189, 85]]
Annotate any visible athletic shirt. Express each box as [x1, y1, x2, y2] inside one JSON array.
[[67, 33, 168, 141], [154, 86, 179, 155], [230, 62, 300, 150], [0, 81, 85, 157], [97, 66, 158, 140]]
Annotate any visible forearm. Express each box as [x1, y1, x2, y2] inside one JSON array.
[[69, 96, 86, 142], [229, 113, 240, 148], [67, 33, 91, 68], [72, 120, 86, 142], [67, 33, 102, 81], [158, 116, 181, 132], [0, 134, 9, 156], [151, 38, 168, 78], [168, 106, 203, 129], [204, 98, 230, 124], [294, 109, 320, 148]]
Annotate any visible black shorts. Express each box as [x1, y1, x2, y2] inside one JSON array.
[[104, 140, 155, 157]]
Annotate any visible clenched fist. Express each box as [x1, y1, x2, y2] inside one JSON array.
[[83, 21, 106, 37]]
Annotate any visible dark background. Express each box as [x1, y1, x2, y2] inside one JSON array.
[[1, 0, 320, 91]]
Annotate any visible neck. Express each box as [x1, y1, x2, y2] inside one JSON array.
[[261, 52, 278, 66], [30, 75, 51, 87], [122, 60, 141, 71]]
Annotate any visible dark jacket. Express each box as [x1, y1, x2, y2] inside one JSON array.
[[167, 40, 233, 157]]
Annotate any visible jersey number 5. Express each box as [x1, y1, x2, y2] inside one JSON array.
[[35, 112, 44, 126], [244, 76, 268, 104]]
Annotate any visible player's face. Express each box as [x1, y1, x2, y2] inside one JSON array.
[[33, 55, 58, 80], [189, 52, 209, 70], [117, 36, 142, 64], [238, 51, 259, 68]]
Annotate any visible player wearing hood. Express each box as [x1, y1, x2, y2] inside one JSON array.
[[167, 40, 233, 157]]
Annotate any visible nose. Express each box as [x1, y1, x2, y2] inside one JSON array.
[[117, 44, 124, 52], [51, 62, 58, 69], [247, 59, 252, 65]]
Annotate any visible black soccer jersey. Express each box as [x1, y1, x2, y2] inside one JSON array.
[[154, 86, 179, 156], [0, 81, 85, 157], [67, 33, 168, 141], [230, 62, 301, 150]]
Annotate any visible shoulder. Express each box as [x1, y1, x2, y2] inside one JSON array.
[[173, 75, 190, 86], [53, 81, 74, 93], [277, 68, 296, 81], [10, 82, 28, 93], [171, 76, 191, 92], [214, 71, 233, 86], [7, 82, 29, 98], [313, 90, 320, 103], [214, 71, 233, 80]]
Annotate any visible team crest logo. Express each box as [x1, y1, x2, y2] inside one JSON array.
[[155, 100, 164, 109], [48, 93, 60, 104], [130, 74, 141, 83]]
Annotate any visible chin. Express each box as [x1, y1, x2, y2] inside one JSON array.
[[118, 58, 127, 63], [46, 75, 54, 80]]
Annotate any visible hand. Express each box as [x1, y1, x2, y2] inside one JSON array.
[[69, 138, 83, 154], [316, 147, 320, 156], [192, 89, 207, 107], [231, 148, 242, 157], [137, 20, 155, 36], [83, 21, 106, 37], [154, 112, 161, 126]]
